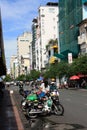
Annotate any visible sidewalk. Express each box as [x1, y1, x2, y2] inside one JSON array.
[[0, 89, 24, 130]]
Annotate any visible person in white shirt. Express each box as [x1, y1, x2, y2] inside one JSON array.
[[39, 79, 50, 93]]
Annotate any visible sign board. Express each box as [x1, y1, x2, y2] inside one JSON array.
[[68, 53, 72, 64]]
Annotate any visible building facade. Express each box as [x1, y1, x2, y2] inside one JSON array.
[[58, 0, 87, 60], [10, 55, 18, 79], [77, 1, 87, 55], [33, 2, 58, 71], [17, 32, 32, 75], [39, 2, 58, 70], [78, 18, 87, 54], [32, 18, 38, 70]]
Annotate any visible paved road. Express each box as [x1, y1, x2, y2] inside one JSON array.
[[59, 89, 87, 125], [9, 85, 87, 130]]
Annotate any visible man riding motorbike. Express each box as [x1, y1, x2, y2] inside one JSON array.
[[49, 78, 57, 90]]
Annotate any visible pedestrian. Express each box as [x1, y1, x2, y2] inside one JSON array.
[[81, 79, 87, 88]]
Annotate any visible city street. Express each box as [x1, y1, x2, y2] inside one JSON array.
[[1, 1, 87, 130], [10, 85, 87, 130]]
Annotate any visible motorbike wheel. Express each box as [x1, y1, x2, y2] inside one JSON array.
[[27, 108, 37, 119], [53, 103, 64, 116]]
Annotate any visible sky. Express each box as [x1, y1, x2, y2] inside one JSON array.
[[0, 0, 58, 70]]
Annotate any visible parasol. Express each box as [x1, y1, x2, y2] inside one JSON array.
[[69, 75, 80, 80]]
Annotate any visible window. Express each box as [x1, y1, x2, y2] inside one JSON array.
[[41, 14, 45, 17], [49, 8, 55, 13]]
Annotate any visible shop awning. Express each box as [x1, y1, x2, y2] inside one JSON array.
[[54, 50, 77, 60], [61, 49, 77, 57], [54, 53, 66, 60]]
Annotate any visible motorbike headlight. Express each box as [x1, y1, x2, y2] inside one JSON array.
[[27, 100, 31, 106], [28, 102, 31, 106], [22, 101, 26, 106]]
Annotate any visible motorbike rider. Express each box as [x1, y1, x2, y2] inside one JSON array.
[[50, 78, 57, 92], [36, 79, 50, 98], [49, 78, 60, 99], [39, 79, 50, 93]]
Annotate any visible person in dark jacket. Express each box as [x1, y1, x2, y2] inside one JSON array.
[[50, 78, 57, 92]]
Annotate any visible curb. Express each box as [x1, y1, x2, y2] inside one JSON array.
[[10, 90, 24, 130]]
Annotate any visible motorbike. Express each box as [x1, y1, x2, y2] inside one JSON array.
[[19, 83, 24, 95], [49, 89, 64, 116], [21, 90, 31, 111], [21, 90, 64, 118]]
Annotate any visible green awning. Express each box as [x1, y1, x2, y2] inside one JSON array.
[[61, 49, 77, 57], [54, 53, 66, 60], [54, 49, 77, 60]]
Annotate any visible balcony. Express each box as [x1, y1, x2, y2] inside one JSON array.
[[78, 34, 87, 44], [49, 56, 57, 64], [50, 44, 58, 49]]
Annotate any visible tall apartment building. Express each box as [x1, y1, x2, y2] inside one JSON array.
[[78, 1, 87, 54], [0, 10, 6, 76], [32, 18, 38, 69], [10, 55, 18, 79], [17, 32, 32, 75], [32, 2, 58, 71], [58, 0, 87, 60]]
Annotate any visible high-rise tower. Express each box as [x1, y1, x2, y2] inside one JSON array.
[[59, 0, 87, 59]]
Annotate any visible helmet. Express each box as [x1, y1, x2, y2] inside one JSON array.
[[51, 78, 55, 84], [51, 78, 55, 82]]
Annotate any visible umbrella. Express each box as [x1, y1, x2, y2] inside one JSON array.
[[69, 75, 80, 80], [37, 76, 43, 81], [77, 74, 85, 78]]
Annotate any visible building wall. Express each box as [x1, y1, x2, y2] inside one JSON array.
[[32, 18, 37, 69], [10, 55, 18, 79], [78, 19, 87, 54], [36, 3, 58, 70], [17, 32, 32, 75], [21, 55, 30, 75], [17, 32, 32, 57], [59, 0, 83, 58]]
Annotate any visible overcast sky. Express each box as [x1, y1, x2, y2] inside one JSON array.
[[0, 0, 58, 69]]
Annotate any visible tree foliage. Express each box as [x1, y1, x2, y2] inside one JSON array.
[[69, 55, 87, 75], [16, 55, 87, 81], [3, 74, 12, 82], [44, 55, 87, 79]]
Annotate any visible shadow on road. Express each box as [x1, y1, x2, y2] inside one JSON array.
[[28, 117, 86, 130]]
